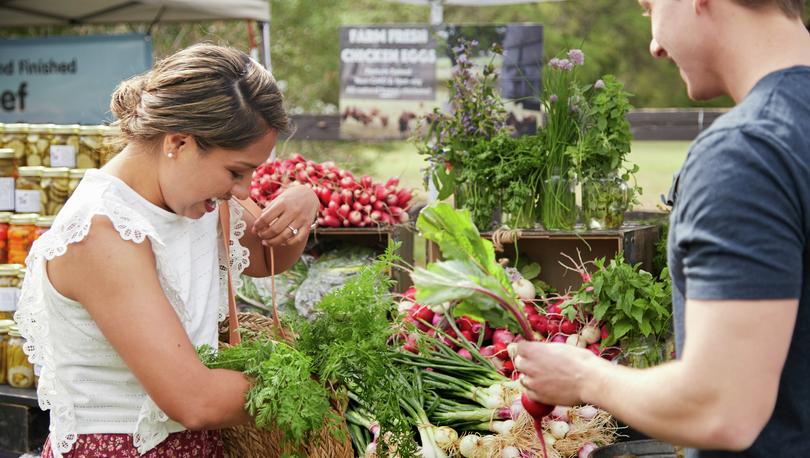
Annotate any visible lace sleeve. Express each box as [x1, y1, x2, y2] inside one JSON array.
[[217, 199, 251, 322]]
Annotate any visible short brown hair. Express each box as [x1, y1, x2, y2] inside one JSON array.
[[111, 43, 289, 151], [732, 0, 805, 18]]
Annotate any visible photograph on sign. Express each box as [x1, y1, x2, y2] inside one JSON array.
[[339, 24, 543, 140]]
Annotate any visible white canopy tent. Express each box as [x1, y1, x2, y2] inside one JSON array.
[[0, 0, 273, 68]]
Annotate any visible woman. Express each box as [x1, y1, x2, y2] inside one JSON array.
[[14, 44, 319, 457]]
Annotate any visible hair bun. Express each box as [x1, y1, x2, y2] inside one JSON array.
[[110, 73, 148, 134]]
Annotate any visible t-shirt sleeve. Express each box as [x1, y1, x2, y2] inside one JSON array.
[[673, 128, 804, 301]]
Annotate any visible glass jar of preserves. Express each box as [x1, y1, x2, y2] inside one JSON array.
[[78, 126, 102, 169], [50, 124, 81, 169], [99, 125, 122, 166], [0, 319, 13, 385], [15, 166, 44, 214], [0, 264, 21, 322], [68, 168, 89, 198], [0, 212, 12, 264], [26, 124, 54, 167], [41, 167, 70, 216], [34, 216, 54, 239], [7, 325, 34, 388], [0, 148, 17, 212], [8, 214, 37, 265], [0, 123, 28, 165]]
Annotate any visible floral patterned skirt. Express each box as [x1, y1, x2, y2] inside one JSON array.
[[42, 430, 224, 458]]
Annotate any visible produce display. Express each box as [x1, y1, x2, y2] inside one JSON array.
[[249, 154, 413, 227], [205, 204, 681, 458]]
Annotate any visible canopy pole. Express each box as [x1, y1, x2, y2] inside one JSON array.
[[260, 20, 271, 71]]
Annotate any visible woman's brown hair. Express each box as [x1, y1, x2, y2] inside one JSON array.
[[110, 43, 288, 151]]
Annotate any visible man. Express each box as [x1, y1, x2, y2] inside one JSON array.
[[511, 1, 810, 456]]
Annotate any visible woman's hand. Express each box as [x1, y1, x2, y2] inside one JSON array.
[[251, 184, 318, 248], [510, 341, 605, 406]]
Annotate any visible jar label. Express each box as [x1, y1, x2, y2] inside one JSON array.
[[51, 144, 77, 168], [0, 177, 14, 211], [0, 286, 19, 311], [15, 189, 41, 213]]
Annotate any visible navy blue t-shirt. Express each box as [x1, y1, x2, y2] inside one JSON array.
[[669, 66, 810, 457]]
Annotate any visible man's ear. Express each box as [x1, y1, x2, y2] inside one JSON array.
[[693, 0, 710, 15]]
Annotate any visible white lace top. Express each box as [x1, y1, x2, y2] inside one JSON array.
[[14, 169, 251, 457]]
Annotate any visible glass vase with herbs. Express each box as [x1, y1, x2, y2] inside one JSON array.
[[415, 39, 509, 230], [575, 75, 640, 230], [537, 50, 588, 231]]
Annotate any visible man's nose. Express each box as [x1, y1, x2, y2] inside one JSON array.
[[650, 38, 669, 59]]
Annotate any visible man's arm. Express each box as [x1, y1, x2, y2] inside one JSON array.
[[581, 298, 796, 450]]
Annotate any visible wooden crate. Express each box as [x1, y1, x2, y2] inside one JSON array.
[[0, 386, 47, 455], [309, 224, 415, 293], [427, 224, 660, 293]]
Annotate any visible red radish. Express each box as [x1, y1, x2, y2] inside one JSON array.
[[551, 335, 567, 344], [409, 304, 434, 324], [494, 342, 509, 360], [546, 303, 562, 317], [431, 314, 443, 327], [322, 214, 340, 227], [480, 345, 497, 357], [492, 329, 515, 346], [577, 405, 599, 421], [360, 175, 373, 188], [587, 343, 602, 356], [560, 320, 578, 335], [386, 177, 399, 188], [530, 315, 549, 335], [358, 192, 371, 205], [338, 204, 351, 218], [601, 325, 610, 341], [546, 320, 561, 336], [460, 330, 475, 343], [521, 393, 553, 458], [525, 302, 539, 316], [502, 360, 514, 373], [340, 189, 353, 204], [458, 348, 473, 360], [398, 212, 410, 223], [578, 443, 598, 458], [373, 200, 385, 211], [348, 211, 363, 225]]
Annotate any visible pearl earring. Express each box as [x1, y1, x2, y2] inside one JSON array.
[[167, 152, 175, 159]]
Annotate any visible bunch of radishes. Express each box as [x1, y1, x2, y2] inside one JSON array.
[[249, 154, 413, 227], [509, 269, 618, 361]]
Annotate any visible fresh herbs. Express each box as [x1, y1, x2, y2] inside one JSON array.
[[197, 337, 339, 452], [562, 254, 672, 365], [294, 244, 420, 457]]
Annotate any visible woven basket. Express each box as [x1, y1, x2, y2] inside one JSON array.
[[217, 312, 354, 458]]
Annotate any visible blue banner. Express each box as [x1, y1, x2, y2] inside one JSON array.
[[0, 34, 152, 124]]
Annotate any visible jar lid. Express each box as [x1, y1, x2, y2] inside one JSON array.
[[0, 212, 13, 223], [36, 216, 55, 227], [10, 214, 38, 225], [18, 166, 45, 177], [53, 124, 80, 135], [0, 264, 22, 276], [29, 124, 55, 134], [8, 324, 21, 337], [3, 123, 29, 133], [79, 125, 103, 135], [102, 125, 122, 136], [42, 167, 71, 178], [0, 148, 14, 159], [69, 168, 91, 178], [0, 319, 15, 334]]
